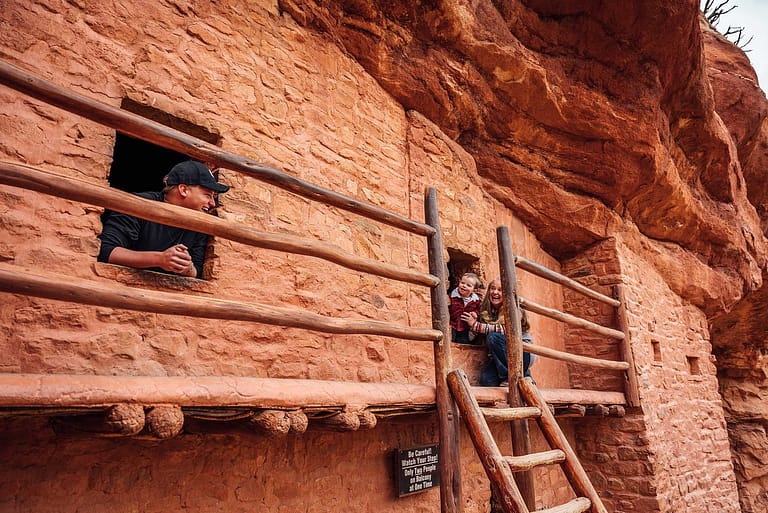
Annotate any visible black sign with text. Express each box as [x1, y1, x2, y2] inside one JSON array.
[[395, 444, 440, 496]]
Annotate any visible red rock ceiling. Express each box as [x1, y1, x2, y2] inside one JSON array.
[[278, 0, 768, 326]]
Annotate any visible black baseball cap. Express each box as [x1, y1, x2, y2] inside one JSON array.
[[163, 160, 230, 193]]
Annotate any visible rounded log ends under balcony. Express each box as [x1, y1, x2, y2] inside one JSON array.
[[144, 404, 184, 439]]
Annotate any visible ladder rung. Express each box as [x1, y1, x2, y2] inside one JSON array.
[[535, 497, 591, 513], [481, 406, 541, 422], [503, 449, 565, 472]]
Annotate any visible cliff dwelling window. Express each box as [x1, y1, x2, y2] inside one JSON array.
[[652, 340, 662, 364], [686, 355, 702, 376], [446, 248, 483, 294], [103, 98, 222, 280], [108, 99, 220, 192]]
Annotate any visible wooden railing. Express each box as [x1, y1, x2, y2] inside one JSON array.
[[499, 233, 640, 408], [0, 59, 462, 513]]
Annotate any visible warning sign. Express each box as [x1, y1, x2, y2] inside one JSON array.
[[395, 444, 440, 496]]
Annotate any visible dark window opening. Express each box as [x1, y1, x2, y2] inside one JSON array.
[[108, 98, 220, 193], [687, 355, 702, 375], [446, 248, 483, 295], [652, 340, 662, 363]]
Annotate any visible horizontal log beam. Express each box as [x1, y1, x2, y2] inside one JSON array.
[[0, 264, 441, 342], [523, 342, 630, 371], [0, 161, 438, 288], [471, 386, 627, 407], [0, 60, 434, 237], [0, 374, 626, 415], [515, 256, 620, 308], [520, 297, 625, 340], [0, 373, 438, 409]]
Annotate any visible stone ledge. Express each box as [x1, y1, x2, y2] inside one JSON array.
[[92, 261, 215, 294]]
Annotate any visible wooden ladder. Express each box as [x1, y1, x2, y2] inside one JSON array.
[[447, 370, 608, 513]]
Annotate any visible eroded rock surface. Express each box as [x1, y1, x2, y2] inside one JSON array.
[[277, 1, 768, 509], [278, 0, 767, 316]]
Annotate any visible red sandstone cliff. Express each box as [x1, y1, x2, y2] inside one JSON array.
[[279, 0, 768, 317], [2, 0, 767, 511], [278, 1, 768, 509]]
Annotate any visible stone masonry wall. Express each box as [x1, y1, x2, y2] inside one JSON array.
[[0, 1, 574, 512], [562, 237, 740, 513]]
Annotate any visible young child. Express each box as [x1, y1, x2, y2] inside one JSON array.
[[448, 272, 482, 343]]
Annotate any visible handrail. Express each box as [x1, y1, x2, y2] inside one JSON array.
[[0, 264, 443, 342], [523, 343, 629, 371], [511, 247, 636, 404], [0, 60, 435, 237], [520, 297, 625, 340], [515, 255, 620, 307], [0, 161, 438, 287]]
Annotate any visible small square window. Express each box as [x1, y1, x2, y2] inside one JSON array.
[[687, 356, 702, 376], [651, 340, 662, 364]]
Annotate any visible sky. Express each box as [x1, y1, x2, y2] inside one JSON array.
[[703, 0, 768, 91]]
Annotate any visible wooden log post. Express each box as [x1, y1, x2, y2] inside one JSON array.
[[286, 411, 309, 434], [145, 405, 184, 439], [313, 411, 361, 431], [249, 410, 292, 436], [425, 187, 462, 513], [614, 284, 641, 408], [496, 226, 535, 510], [52, 403, 145, 437]]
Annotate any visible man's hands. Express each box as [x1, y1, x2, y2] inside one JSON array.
[[157, 244, 196, 276], [108, 244, 198, 277]]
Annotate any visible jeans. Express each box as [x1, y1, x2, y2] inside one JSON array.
[[479, 332, 533, 386]]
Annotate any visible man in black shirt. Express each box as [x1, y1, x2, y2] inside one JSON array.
[[98, 160, 229, 278]]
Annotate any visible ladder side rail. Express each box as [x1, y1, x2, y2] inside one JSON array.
[[0, 161, 437, 288], [447, 370, 529, 513], [518, 378, 609, 513], [496, 226, 536, 510], [425, 188, 462, 513], [0, 60, 434, 237]]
